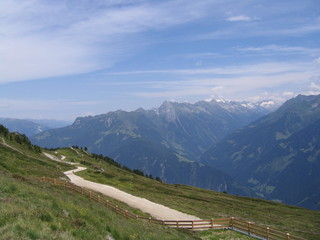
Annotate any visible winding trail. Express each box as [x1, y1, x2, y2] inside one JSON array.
[[43, 153, 78, 165], [0, 141, 200, 221], [42, 152, 200, 220], [0, 137, 23, 154], [64, 166, 200, 221]]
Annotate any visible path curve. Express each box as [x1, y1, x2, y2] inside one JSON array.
[[64, 167, 200, 221], [43, 152, 78, 165], [0, 137, 23, 154]]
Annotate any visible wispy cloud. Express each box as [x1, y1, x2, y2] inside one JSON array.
[[129, 71, 313, 101], [2, 0, 320, 119], [0, 98, 101, 120], [109, 61, 314, 76], [198, 21, 320, 40], [226, 15, 252, 22], [107, 59, 318, 103], [0, 0, 212, 83], [236, 45, 320, 56]]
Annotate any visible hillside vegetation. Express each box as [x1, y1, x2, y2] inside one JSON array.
[[0, 127, 202, 240], [56, 147, 319, 239], [1, 125, 319, 239], [0, 126, 251, 239]]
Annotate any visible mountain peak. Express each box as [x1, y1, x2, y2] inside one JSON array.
[[158, 101, 177, 122]]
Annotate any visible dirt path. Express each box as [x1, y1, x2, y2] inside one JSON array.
[[0, 137, 23, 154], [1, 140, 199, 220], [43, 152, 78, 165], [64, 166, 200, 221]]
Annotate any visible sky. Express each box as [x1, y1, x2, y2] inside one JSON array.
[[1, 0, 320, 121]]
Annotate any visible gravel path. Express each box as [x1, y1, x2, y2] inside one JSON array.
[[43, 152, 78, 165], [64, 167, 200, 221], [0, 137, 23, 154]]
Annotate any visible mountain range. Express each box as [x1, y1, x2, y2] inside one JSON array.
[[30, 95, 320, 209], [201, 94, 320, 210], [0, 118, 70, 137], [31, 99, 274, 196]]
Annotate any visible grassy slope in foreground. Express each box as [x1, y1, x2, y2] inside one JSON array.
[[0, 172, 203, 240], [56, 148, 320, 240], [0, 129, 251, 239], [0, 138, 198, 239], [0, 172, 251, 240]]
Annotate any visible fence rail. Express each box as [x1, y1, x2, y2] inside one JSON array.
[[38, 177, 304, 240]]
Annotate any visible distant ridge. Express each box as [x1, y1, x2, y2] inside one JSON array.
[[31, 98, 272, 196], [0, 118, 70, 137], [201, 94, 320, 210]]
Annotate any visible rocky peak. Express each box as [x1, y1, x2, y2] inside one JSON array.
[[158, 101, 178, 122]]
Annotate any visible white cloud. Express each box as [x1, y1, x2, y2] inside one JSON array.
[[0, 98, 101, 120], [282, 91, 295, 96], [0, 0, 212, 83], [110, 61, 314, 76], [0, 36, 103, 83], [309, 82, 320, 91], [182, 52, 224, 59], [125, 70, 311, 102], [237, 45, 320, 57], [227, 15, 252, 22], [211, 86, 224, 92], [198, 18, 320, 40], [0, 102, 8, 108]]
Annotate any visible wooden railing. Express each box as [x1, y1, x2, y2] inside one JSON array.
[[229, 218, 304, 240], [38, 177, 305, 240]]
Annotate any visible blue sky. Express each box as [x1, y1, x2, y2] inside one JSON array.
[[1, 0, 320, 120]]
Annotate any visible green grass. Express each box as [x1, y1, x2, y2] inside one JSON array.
[[197, 229, 253, 240], [0, 172, 200, 240], [0, 144, 72, 178], [0, 131, 319, 240], [57, 148, 320, 240], [0, 135, 250, 239]]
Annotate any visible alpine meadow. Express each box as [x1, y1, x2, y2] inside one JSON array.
[[1, 1, 320, 239]]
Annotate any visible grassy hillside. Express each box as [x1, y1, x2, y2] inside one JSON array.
[[0, 131, 199, 239], [60, 147, 320, 240], [1, 127, 319, 239], [0, 127, 250, 239], [0, 172, 204, 240]]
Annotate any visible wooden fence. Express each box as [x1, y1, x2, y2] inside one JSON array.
[[38, 177, 305, 240]]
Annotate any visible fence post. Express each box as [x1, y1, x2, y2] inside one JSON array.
[[116, 205, 119, 214], [162, 220, 165, 226], [125, 210, 128, 219], [192, 221, 194, 230], [176, 220, 179, 228], [81, 187, 84, 196], [266, 227, 270, 240], [248, 222, 251, 235], [106, 200, 109, 209], [211, 218, 214, 228], [149, 217, 151, 223], [98, 195, 100, 203], [89, 191, 92, 199], [230, 217, 234, 229], [286, 233, 291, 240]]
